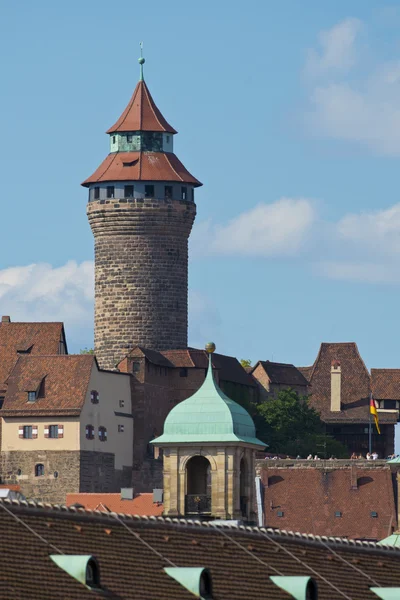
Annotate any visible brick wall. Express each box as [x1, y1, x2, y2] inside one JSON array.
[[87, 198, 196, 370]]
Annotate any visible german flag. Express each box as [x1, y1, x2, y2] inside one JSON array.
[[370, 394, 381, 435]]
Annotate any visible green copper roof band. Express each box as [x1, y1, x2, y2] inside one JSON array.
[[370, 589, 400, 599], [164, 567, 212, 598]]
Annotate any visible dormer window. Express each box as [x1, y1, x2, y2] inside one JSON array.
[[27, 391, 37, 402], [106, 186, 114, 199]]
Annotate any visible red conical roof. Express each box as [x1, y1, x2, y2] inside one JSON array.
[[81, 152, 202, 187], [106, 80, 177, 134]]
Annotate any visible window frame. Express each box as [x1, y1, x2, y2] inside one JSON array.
[[94, 187, 100, 200], [181, 186, 187, 200], [35, 463, 45, 477], [124, 184, 134, 198], [86, 424, 95, 440], [145, 184, 155, 198], [118, 424, 124, 433], [119, 399, 125, 408], [27, 391, 37, 402], [106, 185, 115, 199], [90, 390, 99, 404], [23, 425, 33, 439], [48, 424, 59, 439], [98, 426, 107, 442]]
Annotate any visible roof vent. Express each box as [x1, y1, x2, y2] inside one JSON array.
[[370, 589, 400, 599], [153, 488, 163, 503], [371, 511, 378, 518], [50, 555, 101, 590], [121, 488, 134, 500], [164, 567, 213, 598], [1, 316, 10, 323], [335, 511, 342, 518], [277, 510, 284, 517], [270, 576, 318, 600]]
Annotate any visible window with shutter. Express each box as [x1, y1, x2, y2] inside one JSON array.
[[86, 424, 94, 440]]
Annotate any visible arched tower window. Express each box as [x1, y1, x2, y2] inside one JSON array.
[[185, 456, 211, 516], [35, 463, 45, 477]]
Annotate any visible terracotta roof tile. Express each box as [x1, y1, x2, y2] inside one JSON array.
[[307, 343, 396, 423], [0, 355, 93, 416], [0, 321, 65, 391], [371, 369, 400, 400], [261, 464, 396, 541], [160, 349, 255, 387], [254, 361, 309, 387], [297, 366, 313, 382], [82, 151, 201, 187], [106, 80, 177, 134], [1, 500, 400, 599], [66, 493, 164, 517]]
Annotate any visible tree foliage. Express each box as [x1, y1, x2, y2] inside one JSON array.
[[80, 347, 94, 355], [240, 359, 252, 368], [255, 388, 347, 458]]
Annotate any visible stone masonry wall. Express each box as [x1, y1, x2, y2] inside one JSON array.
[[0, 450, 126, 504], [87, 198, 196, 370]]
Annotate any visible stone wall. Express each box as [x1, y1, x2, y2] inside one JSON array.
[[87, 197, 196, 370], [0, 450, 128, 504]]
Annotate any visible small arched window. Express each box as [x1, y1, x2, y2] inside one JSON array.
[[98, 426, 107, 442], [86, 424, 94, 440], [35, 463, 44, 477], [90, 390, 99, 404]]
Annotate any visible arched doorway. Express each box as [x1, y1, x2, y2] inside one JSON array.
[[240, 457, 248, 518], [185, 455, 211, 516]]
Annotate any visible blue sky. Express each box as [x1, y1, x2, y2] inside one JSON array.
[[2, 0, 400, 375]]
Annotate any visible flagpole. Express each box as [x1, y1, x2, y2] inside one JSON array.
[[369, 397, 372, 454]]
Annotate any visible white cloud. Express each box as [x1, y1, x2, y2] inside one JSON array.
[[337, 202, 400, 254], [315, 261, 400, 284], [0, 261, 94, 346], [191, 198, 315, 257], [304, 20, 400, 155], [304, 18, 361, 77]]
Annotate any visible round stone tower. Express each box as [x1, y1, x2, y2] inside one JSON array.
[[82, 53, 202, 369]]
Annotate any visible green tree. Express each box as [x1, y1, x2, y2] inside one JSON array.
[[240, 359, 252, 368], [255, 388, 347, 458], [80, 348, 94, 355]]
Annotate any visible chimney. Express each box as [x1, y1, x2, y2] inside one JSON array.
[[1, 316, 10, 323], [120, 488, 134, 500], [330, 359, 341, 412]]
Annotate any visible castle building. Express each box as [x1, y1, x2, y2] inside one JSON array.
[[82, 54, 202, 370]]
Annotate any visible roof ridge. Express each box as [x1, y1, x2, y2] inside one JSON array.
[[2, 498, 400, 552]]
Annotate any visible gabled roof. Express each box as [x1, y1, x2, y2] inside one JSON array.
[[106, 80, 177, 134], [2, 499, 400, 599], [0, 320, 66, 391], [66, 493, 164, 517], [306, 342, 395, 423], [252, 361, 308, 387], [160, 349, 256, 387], [371, 369, 400, 400], [261, 464, 396, 541], [297, 366, 313, 382], [0, 355, 94, 417], [82, 151, 202, 187]]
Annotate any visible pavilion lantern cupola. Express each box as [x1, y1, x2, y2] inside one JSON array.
[[83, 48, 202, 369]]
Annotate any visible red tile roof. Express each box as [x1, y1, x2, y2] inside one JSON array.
[[2, 499, 400, 599], [252, 361, 309, 387], [106, 80, 177, 134], [372, 369, 400, 400], [0, 355, 94, 417], [82, 151, 202, 187], [306, 342, 396, 423], [66, 493, 164, 517], [0, 321, 65, 392], [261, 464, 396, 540]]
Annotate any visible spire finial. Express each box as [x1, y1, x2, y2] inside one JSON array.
[[138, 41, 145, 81]]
